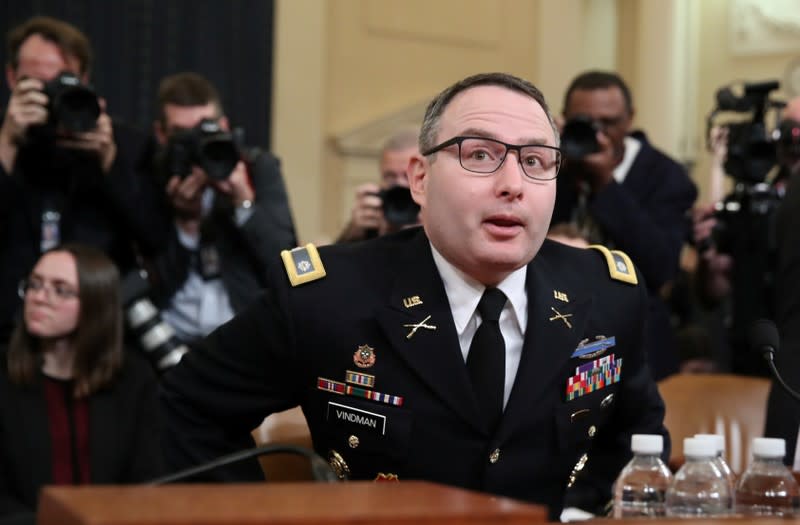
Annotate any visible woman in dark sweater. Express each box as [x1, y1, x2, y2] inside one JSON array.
[[0, 244, 162, 524]]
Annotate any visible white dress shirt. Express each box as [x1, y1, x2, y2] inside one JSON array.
[[430, 244, 528, 408]]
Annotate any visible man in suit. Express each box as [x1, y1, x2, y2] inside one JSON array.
[[551, 71, 697, 380], [161, 72, 669, 518], [144, 72, 297, 345]]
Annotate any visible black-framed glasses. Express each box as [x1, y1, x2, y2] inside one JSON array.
[[18, 278, 79, 302], [421, 136, 561, 181]]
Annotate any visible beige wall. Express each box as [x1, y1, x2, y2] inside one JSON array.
[[273, 0, 800, 244]]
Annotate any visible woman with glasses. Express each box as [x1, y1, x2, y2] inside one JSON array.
[[0, 244, 162, 524]]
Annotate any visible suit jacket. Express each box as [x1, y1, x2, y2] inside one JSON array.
[[0, 351, 163, 518], [552, 131, 697, 379], [765, 171, 800, 463], [148, 148, 297, 316], [0, 123, 169, 343], [161, 228, 669, 518]]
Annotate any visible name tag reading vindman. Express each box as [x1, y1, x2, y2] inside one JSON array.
[[327, 401, 387, 435]]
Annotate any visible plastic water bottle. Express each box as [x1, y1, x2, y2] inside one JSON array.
[[735, 437, 800, 516], [665, 436, 732, 516], [695, 434, 735, 493], [612, 434, 673, 517]]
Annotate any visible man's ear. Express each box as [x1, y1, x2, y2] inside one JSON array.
[[154, 120, 167, 146], [407, 153, 427, 209], [6, 65, 17, 90]]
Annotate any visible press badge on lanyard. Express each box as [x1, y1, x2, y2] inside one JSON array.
[[40, 209, 61, 252]]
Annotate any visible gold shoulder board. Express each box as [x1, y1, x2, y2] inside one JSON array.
[[281, 243, 327, 287], [587, 245, 638, 285]]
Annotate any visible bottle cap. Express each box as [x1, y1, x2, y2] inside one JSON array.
[[695, 433, 725, 454], [752, 437, 786, 459], [684, 436, 717, 458], [631, 434, 663, 454]]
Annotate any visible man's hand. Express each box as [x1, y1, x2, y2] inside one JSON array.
[[166, 169, 207, 234], [211, 161, 254, 207], [0, 77, 48, 172], [693, 203, 733, 301], [56, 99, 117, 173], [337, 183, 386, 242], [578, 131, 617, 192]]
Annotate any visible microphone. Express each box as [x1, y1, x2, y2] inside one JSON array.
[[750, 319, 800, 403], [148, 444, 340, 485]]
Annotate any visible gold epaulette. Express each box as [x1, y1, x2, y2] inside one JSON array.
[[587, 245, 638, 285], [281, 243, 326, 286]]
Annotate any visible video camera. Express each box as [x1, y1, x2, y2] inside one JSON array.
[[163, 118, 240, 181], [704, 80, 786, 255], [42, 71, 100, 133]]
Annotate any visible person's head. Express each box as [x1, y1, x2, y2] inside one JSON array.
[[154, 72, 227, 145], [380, 128, 419, 189], [562, 71, 634, 162], [409, 72, 561, 286], [5, 16, 91, 88], [8, 244, 124, 397]]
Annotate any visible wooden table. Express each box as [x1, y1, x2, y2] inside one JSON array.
[[38, 481, 548, 525]]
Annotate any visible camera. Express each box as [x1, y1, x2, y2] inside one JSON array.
[[559, 115, 601, 160], [42, 71, 100, 133], [121, 269, 188, 371], [164, 118, 240, 181], [378, 186, 419, 227], [705, 79, 785, 254]]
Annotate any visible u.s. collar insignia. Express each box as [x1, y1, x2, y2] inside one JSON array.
[[554, 290, 569, 302], [588, 245, 638, 285], [353, 344, 376, 368], [571, 336, 616, 359], [280, 243, 326, 287], [374, 473, 399, 482], [402, 295, 423, 308]]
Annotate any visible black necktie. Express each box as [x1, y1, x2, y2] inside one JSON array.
[[467, 288, 507, 433]]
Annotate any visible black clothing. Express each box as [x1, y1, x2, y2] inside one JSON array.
[[161, 228, 669, 518]]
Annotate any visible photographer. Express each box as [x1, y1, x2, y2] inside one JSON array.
[[336, 128, 420, 242], [142, 72, 296, 346], [694, 90, 797, 375], [551, 71, 697, 380], [0, 16, 168, 343]]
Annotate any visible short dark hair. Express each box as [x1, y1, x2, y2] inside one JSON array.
[[563, 70, 633, 115], [6, 16, 92, 76], [157, 72, 223, 125], [8, 244, 123, 398], [419, 72, 559, 153]]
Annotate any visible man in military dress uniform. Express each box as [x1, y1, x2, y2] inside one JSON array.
[[161, 72, 669, 519]]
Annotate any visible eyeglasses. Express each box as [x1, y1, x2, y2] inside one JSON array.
[[421, 136, 561, 181], [18, 278, 79, 302]]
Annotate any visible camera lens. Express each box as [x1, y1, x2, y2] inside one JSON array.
[[380, 186, 419, 227], [560, 115, 601, 160], [43, 72, 100, 133]]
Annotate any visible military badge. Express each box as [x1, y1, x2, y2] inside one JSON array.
[[566, 354, 622, 401], [354, 345, 376, 368], [549, 307, 573, 328], [280, 243, 326, 287], [403, 315, 437, 339], [402, 295, 423, 308], [588, 245, 638, 285], [571, 336, 616, 359], [375, 473, 399, 482]]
